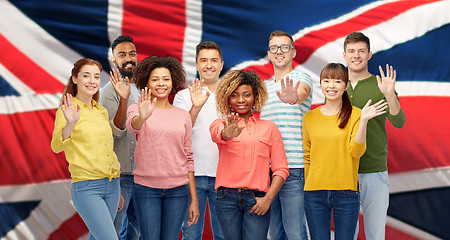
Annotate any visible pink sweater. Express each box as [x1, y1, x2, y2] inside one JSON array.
[[126, 104, 194, 189]]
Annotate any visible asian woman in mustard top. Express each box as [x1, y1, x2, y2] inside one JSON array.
[[51, 58, 121, 240], [302, 63, 387, 240]]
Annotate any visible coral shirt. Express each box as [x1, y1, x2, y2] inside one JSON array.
[[210, 115, 289, 192]]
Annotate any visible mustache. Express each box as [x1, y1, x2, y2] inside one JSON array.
[[121, 61, 136, 68]]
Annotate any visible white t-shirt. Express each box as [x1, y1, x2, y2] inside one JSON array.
[[173, 87, 220, 177]]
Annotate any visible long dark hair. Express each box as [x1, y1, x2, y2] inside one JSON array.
[[320, 63, 352, 129]]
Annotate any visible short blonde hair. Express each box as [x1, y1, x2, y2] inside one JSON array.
[[215, 70, 267, 117]]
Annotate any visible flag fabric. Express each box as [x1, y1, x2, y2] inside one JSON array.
[[0, 0, 449, 239]]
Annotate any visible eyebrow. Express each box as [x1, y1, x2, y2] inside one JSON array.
[[118, 50, 136, 54]]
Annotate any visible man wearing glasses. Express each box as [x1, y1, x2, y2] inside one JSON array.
[[260, 30, 312, 240]]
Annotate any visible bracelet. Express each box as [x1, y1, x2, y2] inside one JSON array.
[[289, 95, 299, 105]]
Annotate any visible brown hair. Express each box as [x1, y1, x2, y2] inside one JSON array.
[[62, 58, 102, 103], [196, 41, 223, 62], [133, 56, 185, 93], [344, 32, 370, 51], [215, 70, 267, 117], [269, 30, 294, 46], [320, 63, 352, 129]]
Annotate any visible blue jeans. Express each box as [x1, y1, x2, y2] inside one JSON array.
[[215, 187, 271, 240], [71, 177, 120, 240], [133, 183, 189, 240], [114, 174, 139, 240], [269, 168, 308, 240], [305, 189, 360, 240], [182, 176, 223, 240], [354, 171, 390, 240]]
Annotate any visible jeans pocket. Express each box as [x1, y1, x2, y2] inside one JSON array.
[[378, 171, 390, 187], [72, 180, 91, 191], [216, 188, 227, 199]]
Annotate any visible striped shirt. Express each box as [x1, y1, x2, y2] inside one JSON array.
[[260, 70, 313, 168]]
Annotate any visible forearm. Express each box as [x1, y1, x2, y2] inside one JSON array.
[[294, 82, 311, 104], [131, 116, 146, 130], [265, 175, 285, 201], [385, 94, 401, 115], [61, 122, 76, 140], [188, 106, 201, 126], [187, 172, 198, 202], [113, 98, 128, 130]]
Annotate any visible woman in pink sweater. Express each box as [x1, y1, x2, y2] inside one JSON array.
[[126, 56, 199, 239], [210, 70, 289, 240]]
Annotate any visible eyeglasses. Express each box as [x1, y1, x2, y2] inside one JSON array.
[[268, 44, 294, 53]]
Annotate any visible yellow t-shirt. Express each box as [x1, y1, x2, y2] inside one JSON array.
[[51, 97, 120, 183], [303, 106, 366, 191]]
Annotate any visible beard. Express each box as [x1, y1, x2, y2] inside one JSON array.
[[118, 61, 136, 79]]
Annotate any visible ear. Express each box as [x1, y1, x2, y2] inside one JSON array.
[[345, 81, 349, 91], [368, 51, 372, 60], [292, 48, 297, 58], [72, 76, 77, 84], [195, 61, 199, 72]]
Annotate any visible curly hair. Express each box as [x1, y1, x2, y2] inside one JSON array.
[[62, 58, 102, 103], [215, 70, 267, 117], [133, 56, 185, 93]]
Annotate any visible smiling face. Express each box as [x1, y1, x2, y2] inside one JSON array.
[[196, 49, 223, 84], [72, 64, 101, 100], [343, 41, 372, 74], [321, 78, 348, 102], [147, 67, 172, 99], [268, 36, 296, 70], [112, 41, 138, 79], [228, 84, 255, 119]]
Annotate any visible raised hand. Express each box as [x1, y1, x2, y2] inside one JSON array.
[[189, 78, 210, 108], [61, 93, 81, 125], [361, 99, 388, 122], [275, 75, 300, 104], [376, 64, 397, 98], [138, 87, 156, 121], [221, 113, 245, 140], [110, 68, 131, 100]]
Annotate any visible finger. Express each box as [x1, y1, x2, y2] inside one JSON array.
[[393, 69, 396, 82], [222, 120, 227, 128], [386, 64, 390, 78], [124, 76, 130, 85], [365, 99, 372, 108], [280, 77, 286, 89], [376, 75, 382, 86], [275, 90, 282, 99], [378, 65, 385, 78], [288, 77, 294, 87], [76, 104, 81, 113], [294, 80, 301, 90], [151, 96, 157, 106], [249, 205, 257, 214]]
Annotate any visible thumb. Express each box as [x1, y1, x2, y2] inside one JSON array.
[[276, 90, 281, 98]]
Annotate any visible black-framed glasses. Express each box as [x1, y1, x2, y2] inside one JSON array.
[[268, 44, 294, 53]]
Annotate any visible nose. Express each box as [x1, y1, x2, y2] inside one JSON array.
[[238, 95, 245, 103], [206, 60, 212, 68]]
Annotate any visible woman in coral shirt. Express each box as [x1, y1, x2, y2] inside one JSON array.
[[210, 70, 289, 240]]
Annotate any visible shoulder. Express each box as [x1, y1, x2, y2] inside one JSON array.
[[289, 70, 312, 84], [175, 88, 189, 97], [304, 107, 320, 117]]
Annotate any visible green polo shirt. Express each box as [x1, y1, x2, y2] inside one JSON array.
[[347, 75, 406, 173]]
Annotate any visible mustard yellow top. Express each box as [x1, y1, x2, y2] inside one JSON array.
[[51, 97, 120, 183], [303, 106, 366, 191]]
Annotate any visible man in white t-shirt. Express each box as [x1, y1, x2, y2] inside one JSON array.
[[173, 41, 224, 240]]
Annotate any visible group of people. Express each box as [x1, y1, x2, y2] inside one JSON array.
[[51, 30, 405, 240]]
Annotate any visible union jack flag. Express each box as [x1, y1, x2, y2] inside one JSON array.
[[0, 0, 449, 239]]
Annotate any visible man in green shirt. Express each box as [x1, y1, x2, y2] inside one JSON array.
[[343, 32, 406, 240]]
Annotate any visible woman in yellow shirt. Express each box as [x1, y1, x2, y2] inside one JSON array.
[[51, 58, 121, 240], [302, 63, 387, 240]]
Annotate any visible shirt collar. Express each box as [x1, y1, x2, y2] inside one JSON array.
[[72, 96, 99, 109]]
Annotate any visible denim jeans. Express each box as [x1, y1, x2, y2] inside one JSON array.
[[133, 183, 189, 240], [114, 174, 139, 240], [354, 171, 390, 240], [71, 177, 120, 240], [305, 189, 360, 240], [215, 187, 271, 240], [182, 176, 223, 240], [269, 168, 308, 240]]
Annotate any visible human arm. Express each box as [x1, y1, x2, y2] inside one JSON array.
[[376, 64, 402, 115], [130, 87, 156, 130], [355, 99, 388, 144], [187, 171, 199, 225], [61, 93, 81, 140], [275, 75, 311, 105], [50, 94, 80, 153], [188, 79, 210, 125], [109, 68, 131, 131]]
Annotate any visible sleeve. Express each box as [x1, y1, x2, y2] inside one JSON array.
[[99, 83, 126, 137], [183, 112, 195, 172], [50, 108, 71, 153], [209, 118, 227, 144], [173, 89, 192, 112], [302, 113, 311, 181], [126, 103, 141, 134], [387, 91, 406, 129], [292, 71, 313, 90], [269, 123, 289, 181], [348, 112, 367, 158]]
